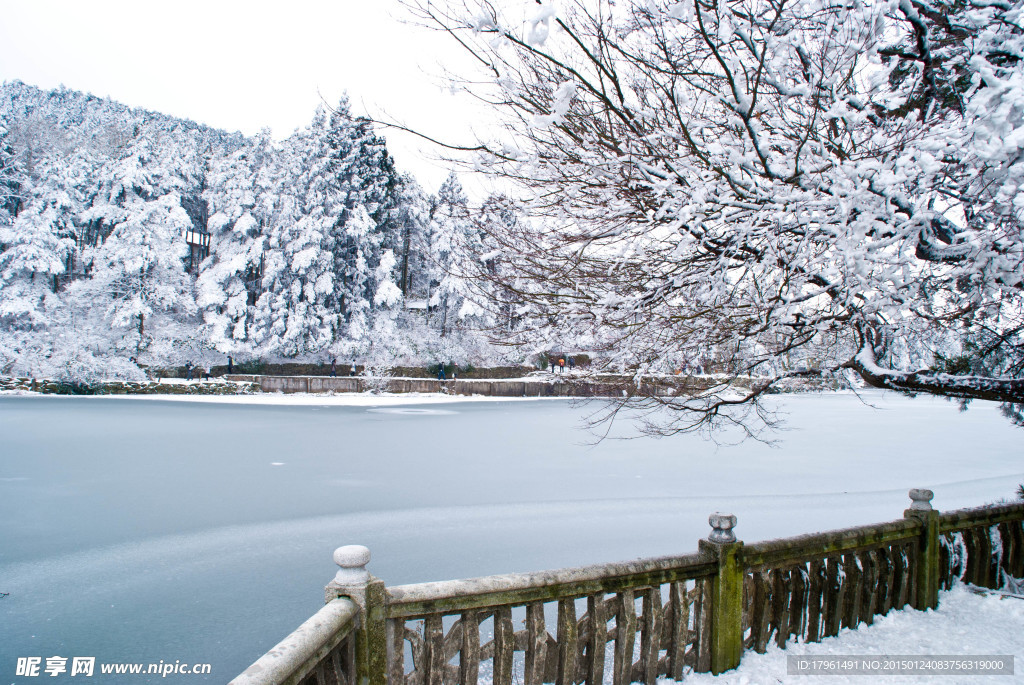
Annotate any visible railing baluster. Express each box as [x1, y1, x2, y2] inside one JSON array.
[[425, 616, 444, 685], [965, 528, 982, 585], [879, 547, 895, 615], [823, 557, 843, 638], [805, 560, 823, 642], [493, 607, 514, 685], [525, 602, 546, 685], [750, 572, 770, 654], [997, 522, 1013, 580], [639, 586, 662, 684], [896, 546, 911, 610], [387, 620, 405, 685], [556, 599, 578, 685], [983, 526, 997, 588], [586, 594, 607, 685], [788, 566, 806, 640], [612, 590, 636, 685], [771, 569, 790, 649], [666, 582, 687, 679], [694, 580, 712, 673], [841, 553, 861, 630], [460, 612, 479, 685], [345, 630, 357, 685], [860, 550, 879, 625], [1008, 521, 1024, 577]]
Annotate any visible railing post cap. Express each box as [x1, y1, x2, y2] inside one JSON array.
[[332, 545, 371, 585], [908, 488, 934, 511], [708, 512, 738, 543]]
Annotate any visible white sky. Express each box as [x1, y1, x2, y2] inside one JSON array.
[[0, 0, 503, 194]]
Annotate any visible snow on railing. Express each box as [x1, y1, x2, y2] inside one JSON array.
[[229, 597, 359, 685], [234, 493, 1024, 685], [937, 500, 1024, 591]]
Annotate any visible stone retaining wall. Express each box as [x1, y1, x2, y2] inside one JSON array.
[[227, 374, 758, 397], [0, 377, 260, 396]]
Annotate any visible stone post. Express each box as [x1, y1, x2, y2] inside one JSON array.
[[904, 488, 940, 611], [325, 545, 388, 685], [698, 513, 744, 675]]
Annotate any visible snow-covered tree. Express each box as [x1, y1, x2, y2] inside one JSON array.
[[75, 134, 198, 358], [393, 174, 432, 298], [0, 80, 511, 377], [197, 132, 276, 355], [428, 172, 495, 336], [252, 121, 337, 357], [0, 157, 81, 329], [0, 122, 24, 223], [405, 0, 1024, 434], [322, 99, 404, 350]]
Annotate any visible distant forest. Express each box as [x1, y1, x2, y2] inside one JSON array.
[[0, 81, 522, 381]]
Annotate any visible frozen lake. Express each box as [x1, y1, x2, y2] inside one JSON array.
[[1, 391, 1022, 683]]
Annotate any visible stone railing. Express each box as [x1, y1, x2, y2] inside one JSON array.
[[232, 492, 1024, 685]]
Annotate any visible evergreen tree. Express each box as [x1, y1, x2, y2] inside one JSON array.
[[429, 172, 492, 337], [0, 122, 24, 223], [255, 113, 338, 357], [197, 132, 274, 356], [0, 81, 511, 379], [75, 133, 197, 358]]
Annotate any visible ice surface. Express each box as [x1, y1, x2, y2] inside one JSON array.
[[0, 391, 1021, 682]]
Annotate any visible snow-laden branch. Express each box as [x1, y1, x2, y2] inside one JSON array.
[[849, 345, 1024, 403]]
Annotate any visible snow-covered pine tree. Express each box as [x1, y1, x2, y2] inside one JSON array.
[[0, 154, 83, 327], [0, 122, 24, 223], [391, 174, 432, 300], [197, 131, 276, 357], [254, 109, 340, 357], [74, 131, 198, 361], [0, 80, 508, 376], [428, 172, 493, 338], [323, 98, 399, 352]]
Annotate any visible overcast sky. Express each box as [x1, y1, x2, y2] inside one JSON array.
[[0, 0, 499, 193]]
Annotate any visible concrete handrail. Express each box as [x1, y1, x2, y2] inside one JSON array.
[[386, 551, 715, 618], [229, 597, 359, 685]]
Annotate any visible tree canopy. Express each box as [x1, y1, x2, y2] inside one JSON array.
[[402, 0, 1024, 435]]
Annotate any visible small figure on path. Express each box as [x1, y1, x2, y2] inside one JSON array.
[[185, 362, 193, 381], [351, 360, 357, 376], [227, 356, 233, 374], [549, 357, 555, 373], [438, 363, 446, 380], [330, 358, 337, 377], [568, 356, 575, 371], [558, 357, 565, 373]]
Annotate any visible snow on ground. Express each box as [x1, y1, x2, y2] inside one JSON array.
[[2, 384, 567, 405], [20, 389, 551, 406], [683, 585, 1024, 685]]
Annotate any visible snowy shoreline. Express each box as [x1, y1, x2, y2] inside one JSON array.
[[0, 388, 571, 406]]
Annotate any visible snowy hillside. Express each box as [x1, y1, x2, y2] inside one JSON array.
[[0, 81, 513, 382]]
